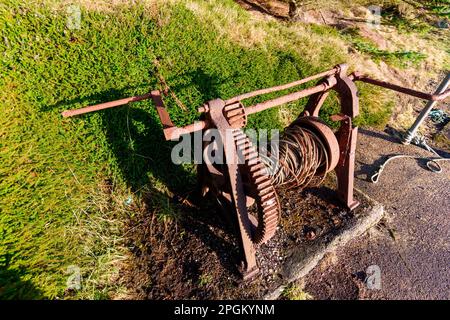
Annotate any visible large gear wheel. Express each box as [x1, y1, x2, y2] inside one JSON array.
[[232, 129, 280, 245]]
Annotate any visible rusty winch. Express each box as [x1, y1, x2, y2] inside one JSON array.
[[62, 63, 450, 279]]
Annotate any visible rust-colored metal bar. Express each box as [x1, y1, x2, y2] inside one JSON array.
[[61, 93, 153, 118], [163, 122, 208, 141], [151, 90, 208, 140], [166, 82, 335, 139], [335, 124, 360, 211], [151, 90, 174, 129], [225, 67, 338, 104], [180, 78, 338, 138], [352, 72, 450, 101], [403, 73, 450, 144], [245, 81, 334, 115]]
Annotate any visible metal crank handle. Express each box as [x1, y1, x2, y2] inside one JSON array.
[[150, 90, 208, 140], [61, 93, 153, 117], [61, 90, 207, 141], [162, 121, 207, 141]]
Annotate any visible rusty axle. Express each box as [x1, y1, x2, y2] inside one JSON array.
[[224, 67, 339, 104], [245, 78, 336, 116], [351, 72, 450, 101]]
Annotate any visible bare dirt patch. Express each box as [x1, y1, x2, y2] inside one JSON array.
[[121, 176, 369, 299]]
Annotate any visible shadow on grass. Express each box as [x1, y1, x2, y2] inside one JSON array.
[[49, 70, 247, 290], [49, 85, 194, 194], [100, 106, 194, 193], [0, 258, 44, 300]]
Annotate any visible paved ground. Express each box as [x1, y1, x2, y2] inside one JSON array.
[[303, 128, 450, 300]]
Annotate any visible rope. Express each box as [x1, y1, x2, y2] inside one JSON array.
[[261, 125, 328, 189], [371, 134, 450, 184], [429, 109, 448, 125]]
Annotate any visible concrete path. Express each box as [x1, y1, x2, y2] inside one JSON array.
[[303, 128, 450, 300]]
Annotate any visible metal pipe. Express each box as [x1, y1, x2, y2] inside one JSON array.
[[246, 82, 332, 115], [168, 81, 333, 138], [224, 67, 338, 105], [164, 121, 207, 140], [402, 73, 450, 144], [352, 72, 450, 101], [169, 79, 335, 139], [61, 93, 153, 117]]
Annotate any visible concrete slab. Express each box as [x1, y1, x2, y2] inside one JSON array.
[[264, 188, 384, 300]]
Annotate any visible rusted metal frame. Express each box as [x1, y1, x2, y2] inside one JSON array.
[[225, 67, 339, 105], [61, 68, 341, 140], [331, 65, 360, 210], [300, 65, 347, 117], [149, 90, 175, 141], [165, 81, 338, 140], [302, 89, 329, 117], [154, 95, 259, 277], [61, 93, 153, 118], [207, 99, 259, 279], [403, 73, 450, 145], [150, 90, 208, 141], [150, 90, 174, 128], [60, 65, 367, 278], [245, 80, 336, 116], [351, 72, 450, 102], [335, 123, 360, 210], [299, 64, 359, 210], [61, 70, 450, 121]]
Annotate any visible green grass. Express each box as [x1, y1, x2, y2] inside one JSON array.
[[0, 0, 393, 299], [379, 0, 450, 34], [339, 27, 427, 69], [426, 0, 450, 18], [281, 283, 313, 300]]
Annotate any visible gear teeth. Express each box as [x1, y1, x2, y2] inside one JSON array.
[[256, 180, 272, 190], [250, 162, 265, 171], [232, 131, 246, 139], [259, 188, 274, 199], [254, 175, 268, 184], [224, 103, 247, 128], [229, 115, 244, 122], [242, 147, 254, 156], [247, 151, 258, 159], [246, 152, 258, 160], [263, 207, 278, 216], [264, 215, 278, 225], [261, 191, 276, 202], [226, 108, 243, 117], [247, 158, 259, 166], [232, 131, 280, 245]]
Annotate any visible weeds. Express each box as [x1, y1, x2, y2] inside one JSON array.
[[198, 273, 213, 287], [281, 283, 313, 300], [340, 27, 427, 68]]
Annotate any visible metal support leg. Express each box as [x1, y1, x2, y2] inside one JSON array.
[[402, 73, 450, 145], [335, 124, 360, 210]]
